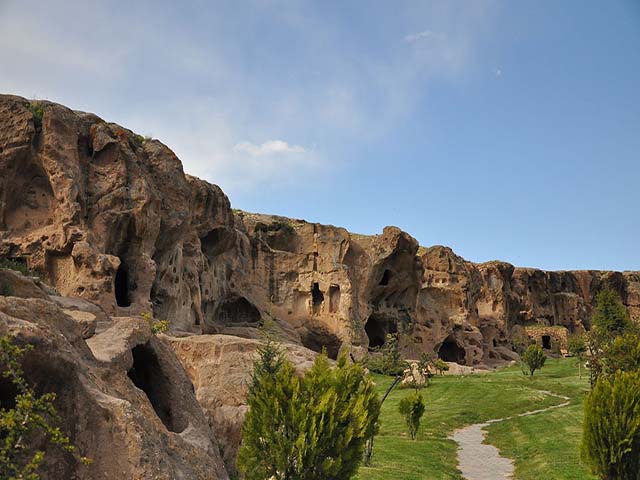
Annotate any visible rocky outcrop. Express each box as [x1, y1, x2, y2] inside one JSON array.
[[168, 334, 317, 474], [1, 93, 639, 372], [1, 94, 639, 478], [0, 272, 228, 479]]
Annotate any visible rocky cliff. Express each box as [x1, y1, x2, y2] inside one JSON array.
[[1, 94, 638, 367], [1, 94, 639, 477]]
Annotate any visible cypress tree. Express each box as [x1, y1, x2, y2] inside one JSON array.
[[582, 370, 640, 479], [591, 290, 631, 337], [587, 290, 633, 386], [238, 344, 380, 480], [398, 391, 426, 440]]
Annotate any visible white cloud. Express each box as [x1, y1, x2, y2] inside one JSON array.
[[234, 140, 306, 156], [0, 0, 499, 196], [404, 30, 445, 43], [119, 100, 321, 195], [495, 68, 502, 77]]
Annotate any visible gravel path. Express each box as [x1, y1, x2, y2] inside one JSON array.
[[450, 390, 570, 480]]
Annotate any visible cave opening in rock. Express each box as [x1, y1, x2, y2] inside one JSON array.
[[438, 336, 466, 365], [493, 338, 498, 348], [114, 261, 131, 307], [127, 343, 179, 432], [542, 335, 551, 350], [0, 375, 19, 411], [365, 314, 397, 349], [301, 327, 342, 360], [311, 282, 324, 314], [379, 269, 392, 286], [214, 297, 261, 326], [329, 285, 341, 313]]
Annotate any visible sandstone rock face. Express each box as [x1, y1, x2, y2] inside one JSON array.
[[2, 94, 640, 478], [0, 272, 228, 479], [168, 335, 317, 473], [1, 94, 639, 371]]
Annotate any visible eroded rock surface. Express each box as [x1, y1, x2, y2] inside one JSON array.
[[168, 334, 317, 473], [0, 272, 228, 479], [1, 94, 638, 370], [1, 94, 639, 478]]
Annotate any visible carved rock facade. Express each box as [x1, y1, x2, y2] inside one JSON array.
[[1, 94, 639, 370]]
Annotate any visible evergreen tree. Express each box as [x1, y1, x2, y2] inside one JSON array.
[[238, 343, 380, 480], [602, 333, 640, 377], [398, 391, 425, 440], [591, 290, 631, 337], [582, 370, 640, 480], [587, 290, 634, 387], [521, 344, 546, 377]]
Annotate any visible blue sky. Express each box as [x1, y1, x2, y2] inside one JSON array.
[[1, 0, 638, 271]]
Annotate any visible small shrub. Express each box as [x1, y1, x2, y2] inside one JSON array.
[[140, 312, 169, 334], [521, 344, 546, 377], [254, 221, 295, 236], [365, 334, 408, 376], [582, 370, 640, 479], [27, 102, 44, 126], [0, 258, 35, 277], [0, 336, 80, 479], [434, 359, 450, 376], [133, 134, 152, 144], [150, 320, 169, 334], [1, 281, 13, 297], [398, 391, 426, 440]]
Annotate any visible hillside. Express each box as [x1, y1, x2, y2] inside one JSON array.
[[0, 94, 638, 477]]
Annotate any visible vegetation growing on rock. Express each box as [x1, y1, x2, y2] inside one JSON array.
[[0, 336, 78, 479]]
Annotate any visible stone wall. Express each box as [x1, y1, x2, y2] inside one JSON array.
[[525, 326, 569, 354]]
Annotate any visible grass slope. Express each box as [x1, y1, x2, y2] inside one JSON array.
[[356, 358, 594, 480]]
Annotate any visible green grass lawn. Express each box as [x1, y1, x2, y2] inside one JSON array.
[[355, 358, 595, 480]]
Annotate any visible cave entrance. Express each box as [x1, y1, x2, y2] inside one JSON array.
[[365, 314, 397, 349], [301, 327, 342, 360], [0, 374, 19, 411], [114, 261, 131, 307], [214, 297, 261, 326], [311, 282, 324, 314], [379, 269, 392, 286], [329, 285, 341, 313], [127, 343, 180, 432], [438, 336, 466, 365], [542, 335, 551, 350]]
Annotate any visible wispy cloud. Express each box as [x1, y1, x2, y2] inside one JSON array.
[[234, 140, 306, 156], [0, 0, 499, 196], [404, 30, 445, 43]]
